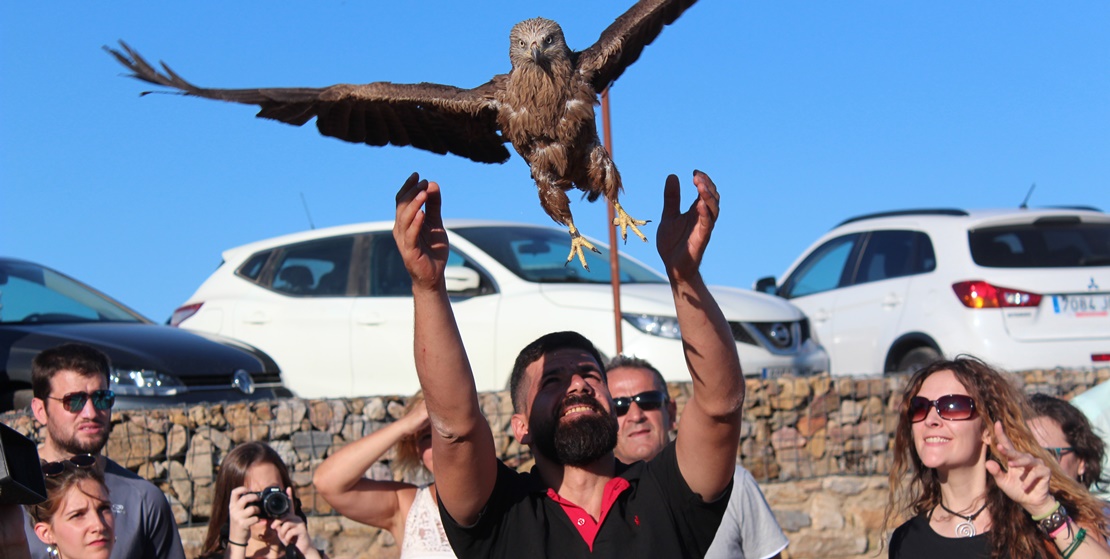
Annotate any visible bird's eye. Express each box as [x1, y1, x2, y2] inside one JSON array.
[[518, 39, 525, 47], [544, 35, 553, 45]]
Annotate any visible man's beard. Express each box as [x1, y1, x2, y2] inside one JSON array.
[[531, 394, 618, 466], [47, 415, 110, 456]]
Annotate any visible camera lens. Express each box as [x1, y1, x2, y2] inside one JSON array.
[[258, 486, 290, 519]]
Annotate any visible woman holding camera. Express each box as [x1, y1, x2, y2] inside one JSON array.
[[314, 392, 454, 557], [199, 442, 327, 559]]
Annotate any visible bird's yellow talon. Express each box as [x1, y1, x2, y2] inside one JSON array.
[[612, 203, 650, 243], [565, 224, 599, 271]]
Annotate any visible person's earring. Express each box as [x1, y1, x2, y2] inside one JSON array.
[[46, 544, 59, 558]]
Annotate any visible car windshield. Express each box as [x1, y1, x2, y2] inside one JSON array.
[[452, 226, 667, 284], [968, 219, 1110, 268], [0, 260, 147, 324]]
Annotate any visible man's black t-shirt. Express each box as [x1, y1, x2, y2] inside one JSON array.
[[439, 442, 730, 558]]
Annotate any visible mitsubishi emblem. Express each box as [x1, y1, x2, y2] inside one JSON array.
[[1090, 277, 1100, 291]]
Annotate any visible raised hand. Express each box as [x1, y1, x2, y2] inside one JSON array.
[[656, 170, 720, 281], [400, 399, 431, 435], [227, 487, 261, 545], [393, 172, 449, 291], [985, 421, 1055, 517]]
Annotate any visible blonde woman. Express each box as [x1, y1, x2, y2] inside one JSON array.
[[314, 392, 454, 558]]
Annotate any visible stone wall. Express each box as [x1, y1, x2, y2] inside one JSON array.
[[4, 367, 1106, 559]]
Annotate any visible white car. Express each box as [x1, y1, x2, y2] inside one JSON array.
[[172, 221, 829, 397], [756, 207, 1110, 375]]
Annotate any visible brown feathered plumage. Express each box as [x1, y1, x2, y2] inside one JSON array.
[[106, 0, 697, 268]]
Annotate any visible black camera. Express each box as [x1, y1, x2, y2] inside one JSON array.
[[253, 486, 290, 519]]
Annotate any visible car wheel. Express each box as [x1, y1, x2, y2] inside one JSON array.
[[894, 347, 941, 375]]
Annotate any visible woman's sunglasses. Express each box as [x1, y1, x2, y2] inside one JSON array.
[[41, 454, 97, 477], [1043, 447, 1074, 461], [612, 390, 668, 417], [908, 394, 977, 423], [47, 390, 115, 413]]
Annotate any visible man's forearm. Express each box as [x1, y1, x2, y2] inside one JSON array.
[[412, 287, 480, 420], [411, 285, 497, 524], [671, 272, 744, 416]]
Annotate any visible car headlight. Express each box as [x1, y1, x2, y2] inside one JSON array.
[[110, 368, 187, 396], [622, 313, 682, 339]]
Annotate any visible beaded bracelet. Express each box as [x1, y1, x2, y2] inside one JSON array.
[[1061, 528, 1087, 559]]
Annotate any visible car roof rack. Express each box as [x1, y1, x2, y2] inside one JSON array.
[[1038, 205, 1103, 213], [836, 208, 969, 227]]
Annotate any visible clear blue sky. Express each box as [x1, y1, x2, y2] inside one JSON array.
[[3, 1, 1108, 322]]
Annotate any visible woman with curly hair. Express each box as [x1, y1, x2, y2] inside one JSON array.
[[1028, 393, 1109, 497], [885, 357, 1110, 558], [313, 392, 454, 558]]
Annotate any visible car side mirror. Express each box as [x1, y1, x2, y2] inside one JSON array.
[[754, 276, 778, 295], [444, 266, 481, 293]]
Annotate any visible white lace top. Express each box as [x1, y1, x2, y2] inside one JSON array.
[[400, 485, 456, 559]]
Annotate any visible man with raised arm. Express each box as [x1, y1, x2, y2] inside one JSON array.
[[392, 169, 744, 558]]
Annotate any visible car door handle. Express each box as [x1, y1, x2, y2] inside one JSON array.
[[812, 309, 831, 323], [243, 311, 270, 324], [882, 293, 902, 308], [353, 312, 384, 325]]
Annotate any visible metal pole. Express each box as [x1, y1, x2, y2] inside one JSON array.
[[601, 87, 623, 355]]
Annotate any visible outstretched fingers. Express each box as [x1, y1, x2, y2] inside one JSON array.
[[692, 170, 721, 224], [987, 421, 1054, 513]]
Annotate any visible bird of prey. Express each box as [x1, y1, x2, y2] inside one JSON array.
[[106, 0, 697, 269]]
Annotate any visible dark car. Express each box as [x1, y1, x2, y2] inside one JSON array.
[[0, 257, 293, 412]]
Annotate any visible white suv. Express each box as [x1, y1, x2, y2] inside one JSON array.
[[756, 208, 1110, 375], [172, 220, 829, 398]]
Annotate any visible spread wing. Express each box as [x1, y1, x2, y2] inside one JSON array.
[[574, 0, 697, 93], [106, 41, 512, 164]]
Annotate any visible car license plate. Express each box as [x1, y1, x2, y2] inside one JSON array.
[[760, 367, 793, 379], [1052, 293, 1110, 317]]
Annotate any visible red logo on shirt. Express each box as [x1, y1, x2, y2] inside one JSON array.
[[634, 515, 640, 526]]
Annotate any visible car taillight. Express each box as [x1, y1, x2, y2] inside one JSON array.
[[170, 303, 203, 327], [952, 281, 1042, 309]]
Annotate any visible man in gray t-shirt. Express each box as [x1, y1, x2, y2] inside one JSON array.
[[607, 356, 789, 559], [22, 344, 185, 559]]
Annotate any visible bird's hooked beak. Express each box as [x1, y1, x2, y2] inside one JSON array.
[[530, 42, 544, 63]]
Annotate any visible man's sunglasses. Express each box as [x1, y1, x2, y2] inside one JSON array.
[[46, 390, 115, 413], [908, 394, 977, 423], [1044, 447, 1074, 461], [41, 454, 97, 477], [612, 390, 668, 417]]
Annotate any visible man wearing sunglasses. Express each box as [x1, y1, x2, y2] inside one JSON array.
[[25, 343, 186, 559], [395, 170, 744, 558], [606, 356, 788, 559]]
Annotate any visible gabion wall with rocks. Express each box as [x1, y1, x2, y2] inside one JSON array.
[[3, 367, 1105, 559]]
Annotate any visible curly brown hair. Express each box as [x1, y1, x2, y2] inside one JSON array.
[[1028, 393, 1108, 492], [885, 357, 1109, 559]]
